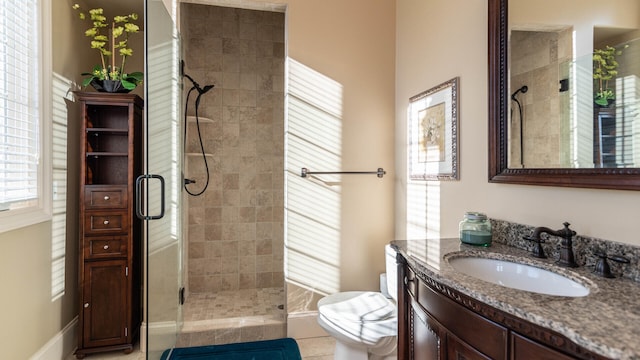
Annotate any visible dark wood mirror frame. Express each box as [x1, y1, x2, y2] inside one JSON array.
[[488, 0, 640, 190]]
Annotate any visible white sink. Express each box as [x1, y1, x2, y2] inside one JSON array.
[[447, 256, 590, 297]]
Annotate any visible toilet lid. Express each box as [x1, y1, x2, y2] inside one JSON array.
[[319, 291, 396, 322]]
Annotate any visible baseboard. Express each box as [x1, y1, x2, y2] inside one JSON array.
[[287, 311, 327, 339], [145, 321, 179, 353], [29, 317, 78, 360]]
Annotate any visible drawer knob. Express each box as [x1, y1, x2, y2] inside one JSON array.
[[84, 303, 89, 308], [103, 244, 109, 250], [103, 219, 109, 225], [104, 195, 110, 201]]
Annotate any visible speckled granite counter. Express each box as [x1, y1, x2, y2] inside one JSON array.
[[391, 238, 640, 360]]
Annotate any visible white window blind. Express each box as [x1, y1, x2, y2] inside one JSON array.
[[0, 0, 40, 211]]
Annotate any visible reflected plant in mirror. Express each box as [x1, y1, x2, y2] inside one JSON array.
[[593, 44, 628, 107]]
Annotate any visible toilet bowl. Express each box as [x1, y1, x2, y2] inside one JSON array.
[[317, 245, 397, 360]]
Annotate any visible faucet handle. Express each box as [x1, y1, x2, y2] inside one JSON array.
[[593, 251, 630, 278], [523, 235, 546, 258], [562, 222, 577, 237]]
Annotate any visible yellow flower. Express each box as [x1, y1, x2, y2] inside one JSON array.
[[113, 26, 124, 38], [114, 15, 128, 23], [84, 28, 97, 37], [72, 4, 80, 10], [124, 23, 139, 33], [119, 48, 133, 57], [90, 41, 106, 49]]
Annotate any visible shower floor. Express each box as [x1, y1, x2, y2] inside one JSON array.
[[178, 287, 287, 347], [183, 287, 285, 321]]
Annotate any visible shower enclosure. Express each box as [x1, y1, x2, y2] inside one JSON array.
[[178, 2, 286, 347], [144, 1, 286, 357]]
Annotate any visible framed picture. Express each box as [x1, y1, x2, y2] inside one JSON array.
[[409, 77, 459, 180]]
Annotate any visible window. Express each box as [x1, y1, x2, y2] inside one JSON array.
[[0, 0, 51, 233]]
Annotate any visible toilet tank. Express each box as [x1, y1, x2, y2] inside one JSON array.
[[384, 244, 398, 301]]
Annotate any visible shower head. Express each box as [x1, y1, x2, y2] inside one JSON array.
[[181, 60, 215, 96], [511, 85, 528, 100], [199, 84, 215, 95]]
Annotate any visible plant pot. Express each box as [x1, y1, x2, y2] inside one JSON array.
[[90, 79, 132, 93], [595, 98, 615, 108]]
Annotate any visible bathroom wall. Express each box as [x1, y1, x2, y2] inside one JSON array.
[[182, 4, 286, 292], [282, 0, 396, 296], [396, 0, 640, 247]]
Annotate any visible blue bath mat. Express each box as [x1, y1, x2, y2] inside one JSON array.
[[160, 338, 302, 360]]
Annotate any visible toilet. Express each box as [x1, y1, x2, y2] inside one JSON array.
[[317, 245, 398, 360]]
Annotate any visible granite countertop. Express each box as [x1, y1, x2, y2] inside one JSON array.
[[391, 238, 640, 360]]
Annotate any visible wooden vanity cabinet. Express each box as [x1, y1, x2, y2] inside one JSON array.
[[397, 254, 607, 360], [75, 92, 143, 359]]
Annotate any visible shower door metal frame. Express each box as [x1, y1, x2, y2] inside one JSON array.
[[144, 0, 184, 358]]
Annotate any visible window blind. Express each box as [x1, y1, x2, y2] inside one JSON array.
[[0, 0, 40, 210]]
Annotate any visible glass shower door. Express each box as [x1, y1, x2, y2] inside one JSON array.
[[144, 0, 182, 358]]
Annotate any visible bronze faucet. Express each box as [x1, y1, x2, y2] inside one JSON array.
[[528, 222, 578, 267]]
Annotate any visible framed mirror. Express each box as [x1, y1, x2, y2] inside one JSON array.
[[488, 0, 640, 190]]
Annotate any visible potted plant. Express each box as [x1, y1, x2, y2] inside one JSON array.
[[72, 4, 143, 92], [593, 44, 628, 107]]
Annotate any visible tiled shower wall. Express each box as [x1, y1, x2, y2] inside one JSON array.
[[509, 29, 572, 168], [181, 4, 285, 293]]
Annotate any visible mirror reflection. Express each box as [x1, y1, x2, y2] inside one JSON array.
[[508, 0, 640, 169]]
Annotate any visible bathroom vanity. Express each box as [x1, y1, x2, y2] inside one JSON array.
[[393, 239, 640, 360]]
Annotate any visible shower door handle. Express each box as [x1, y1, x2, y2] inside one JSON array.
[[135, 174, 165, 220]]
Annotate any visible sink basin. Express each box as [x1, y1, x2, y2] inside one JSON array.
[[447, 256, 590, 297]]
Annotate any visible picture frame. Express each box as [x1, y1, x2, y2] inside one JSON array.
[[409, 77, 459, 180]]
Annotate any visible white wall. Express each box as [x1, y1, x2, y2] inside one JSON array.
[[285, 0, 396, 292], [396, 0, 640, 246]]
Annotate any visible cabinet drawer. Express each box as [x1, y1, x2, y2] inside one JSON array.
[[85, 236, 128, 259], [511, 333, 575, 360], [84, 185, 127, 209], [416, 278, 508, 360], [84, 211, 128, 235]]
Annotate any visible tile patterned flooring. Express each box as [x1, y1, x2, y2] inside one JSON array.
[[178, 288, 287, 347], [65, 287, 334, 359], [183, 288, 285, 321]]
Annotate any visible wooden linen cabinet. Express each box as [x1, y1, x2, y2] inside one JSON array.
[[74, 92, 143, 359]]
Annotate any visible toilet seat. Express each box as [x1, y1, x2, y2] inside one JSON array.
[[318, 291, 397, 347], [319, 291, 396, 322]]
